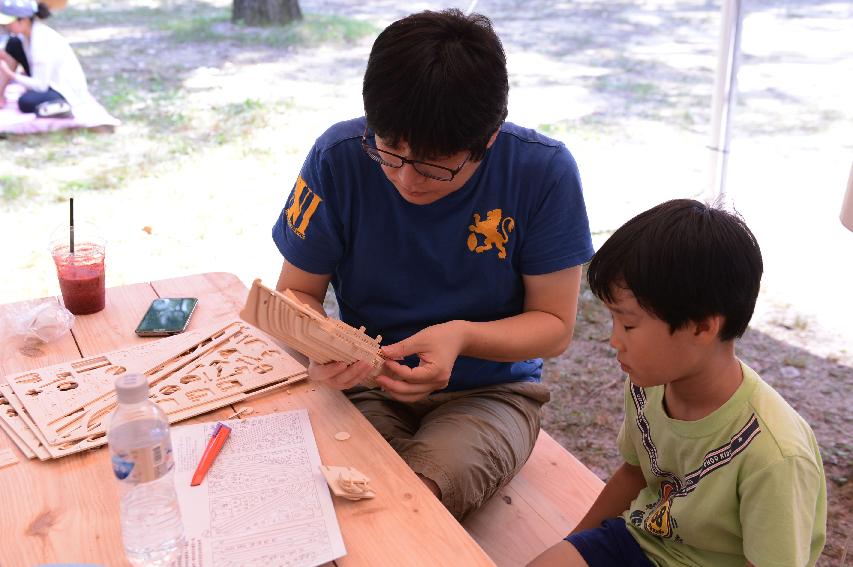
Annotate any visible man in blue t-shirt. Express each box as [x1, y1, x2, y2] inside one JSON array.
[[273, 9, 594, 520]]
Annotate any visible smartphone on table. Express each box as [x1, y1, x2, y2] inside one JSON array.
[[135, 297, 199, 337]]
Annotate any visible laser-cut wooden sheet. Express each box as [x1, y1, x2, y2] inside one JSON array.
[[1, 320, 307, 459], [239, 279, 384, 389], [0, 385, 48, 459]]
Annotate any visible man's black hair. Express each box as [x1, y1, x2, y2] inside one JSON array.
[[362, 9, 508, 161], [587, 199, 763, 341]]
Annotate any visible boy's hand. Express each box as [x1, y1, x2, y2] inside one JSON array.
[[375, 321, 466, 402], [308, 358, 376, 390]]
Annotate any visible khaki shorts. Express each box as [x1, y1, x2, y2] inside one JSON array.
[[346, 381, 551, 520]]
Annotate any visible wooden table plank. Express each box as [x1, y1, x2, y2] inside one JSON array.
[[0, 273, 493, 566], [70, 282, 159, 353], [0, 289, 152, 566], [0, 279, 232, 566], [464, 431, 605, 566], [0, 297, 82, 373], [0, 297, 82, 460], [149, 271, 250, 328], [464, 481, 563, 567], [513, 432, 604, 532], [153, 273, 494, 566]]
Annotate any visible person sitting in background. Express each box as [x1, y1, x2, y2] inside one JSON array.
[[0, 0, 91, 116], [529, 199, 826, 567]]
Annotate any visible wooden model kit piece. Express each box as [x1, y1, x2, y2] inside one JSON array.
[[0, 384, 50, 459], [240, 279, 385, 388], [320, 465, 376, 501], [226, 407, 254, 420], [0, 447, 19, 470], [1, 320, 308, 459]]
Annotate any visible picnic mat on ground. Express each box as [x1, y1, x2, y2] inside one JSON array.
[[0, 84, 120, 135]]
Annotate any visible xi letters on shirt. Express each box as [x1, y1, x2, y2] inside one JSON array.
[[285, 176, 323, 239]]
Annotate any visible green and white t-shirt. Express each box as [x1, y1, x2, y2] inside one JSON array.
[[619, 361, 826, 567]]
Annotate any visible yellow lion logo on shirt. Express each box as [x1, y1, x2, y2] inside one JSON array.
[[467, 209, 515, 260]]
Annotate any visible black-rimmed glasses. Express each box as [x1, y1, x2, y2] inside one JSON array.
[[360, 129, 471, 182]]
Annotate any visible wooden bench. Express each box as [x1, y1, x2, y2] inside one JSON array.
[[463, 430, 605, 566]]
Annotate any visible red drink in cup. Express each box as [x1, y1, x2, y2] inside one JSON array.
[[50, 224, 106, 315]]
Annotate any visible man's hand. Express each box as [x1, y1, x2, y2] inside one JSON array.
[[375, 321, 466, 403], [308, 359, 376, 390]]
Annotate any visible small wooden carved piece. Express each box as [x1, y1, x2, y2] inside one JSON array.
[[240, 279, 384, 388], [226, 407, 253, 420], [320, 465, 376, 501]]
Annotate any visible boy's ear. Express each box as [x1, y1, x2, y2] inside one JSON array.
[[693, 314, 724, 342]]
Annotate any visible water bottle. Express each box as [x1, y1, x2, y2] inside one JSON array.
[[108, 373, 185, 566]]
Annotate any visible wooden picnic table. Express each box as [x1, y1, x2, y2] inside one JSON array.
[[0, 272, 495, 567]]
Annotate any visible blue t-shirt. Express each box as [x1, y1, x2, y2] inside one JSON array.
[[272, 117, 593, 391]]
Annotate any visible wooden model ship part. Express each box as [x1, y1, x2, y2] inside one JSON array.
[[226, 406, 254, 420], [320, 465, 376, 501], [0, 320, 308, 460], [240, 279, 385, 389], [0, 447, 19, 470]]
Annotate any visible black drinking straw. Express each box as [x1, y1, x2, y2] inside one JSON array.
[[69, 197, 75, 254]]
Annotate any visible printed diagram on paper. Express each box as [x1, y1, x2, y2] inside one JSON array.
[[172, 410, 346, 567]]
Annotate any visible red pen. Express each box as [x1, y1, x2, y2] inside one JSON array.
[[190, 422, 231, 486]]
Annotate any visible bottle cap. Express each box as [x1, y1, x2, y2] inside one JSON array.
[[115, 373, 149, 404]]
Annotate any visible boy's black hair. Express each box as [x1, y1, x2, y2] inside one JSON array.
[[362, 9, 508, 162], [587, 199, 763, 341]]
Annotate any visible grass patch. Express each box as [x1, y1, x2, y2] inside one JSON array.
[[162, 11, 231, 42], [101, 75, 139, 114], [60, 163, 135, 194], [161, 12, 378, 47], [538, 113, 622, 141], [55, 1, 233, 30], [0, 175, 38, 203], [594, 74, 662, 101], [209, 98, 269, 144]]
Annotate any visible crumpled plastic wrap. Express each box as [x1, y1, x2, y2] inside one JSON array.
[[0, 301, 75, 353]]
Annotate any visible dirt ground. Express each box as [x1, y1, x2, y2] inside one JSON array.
[[1, 0, 851, 563]]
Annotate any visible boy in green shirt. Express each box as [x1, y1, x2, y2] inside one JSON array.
[[530, 199, 826, 567]]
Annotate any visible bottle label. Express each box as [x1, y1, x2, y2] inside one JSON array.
[[111, 440, 174, 484]]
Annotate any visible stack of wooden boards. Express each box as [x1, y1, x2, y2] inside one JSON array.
[[0, 280, 389, 460], [0, 321, 307, 460]]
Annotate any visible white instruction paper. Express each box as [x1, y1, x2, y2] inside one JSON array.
[[172, 410, 346, 567]]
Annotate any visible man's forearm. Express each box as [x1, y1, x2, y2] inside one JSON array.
[[287, 289, 327, 317], [570, 462, 646, 534], [455, 310, 575, 362]]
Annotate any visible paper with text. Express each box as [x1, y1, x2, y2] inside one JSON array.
[[172, 410, 346, 567]]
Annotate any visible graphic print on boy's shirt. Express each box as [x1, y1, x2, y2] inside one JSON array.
[[627, 383, 761, 540]]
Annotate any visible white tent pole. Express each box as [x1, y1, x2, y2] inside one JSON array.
[[707, 0, 744, 200]]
